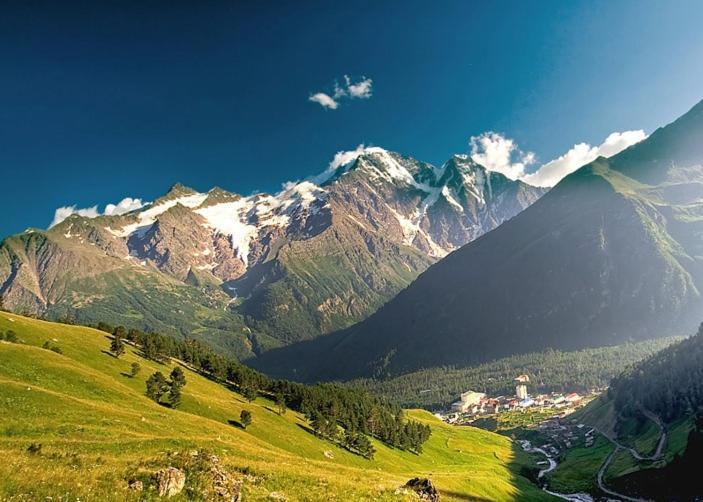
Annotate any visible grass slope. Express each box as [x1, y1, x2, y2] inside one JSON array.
[[0, 313, 552, 501]]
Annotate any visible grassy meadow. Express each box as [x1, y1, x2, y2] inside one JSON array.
[[0, 312, 552, 501]]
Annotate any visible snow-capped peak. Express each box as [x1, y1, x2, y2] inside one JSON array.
[[312, 145, 388, 184]]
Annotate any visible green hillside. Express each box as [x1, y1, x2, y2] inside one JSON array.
[[0, 312, 551, 501]]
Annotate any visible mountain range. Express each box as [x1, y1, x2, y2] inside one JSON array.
[[254, 99, 703, 381], [0, 148, 544, 358]]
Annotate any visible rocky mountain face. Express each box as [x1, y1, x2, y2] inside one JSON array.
[[252, 100, 703, 381], [0, 148, 544, 358]]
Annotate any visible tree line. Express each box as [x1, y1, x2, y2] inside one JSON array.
[[351, 338, 679, 409], [96, 321, 431, 458]]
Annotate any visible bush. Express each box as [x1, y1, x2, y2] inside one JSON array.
[[42, 340, 62, 354], [26, 443, 42, 455]]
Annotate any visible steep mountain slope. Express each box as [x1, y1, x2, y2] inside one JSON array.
[[560, 324, 703, 501], [0, 312, 550, 501], [0, 149, 544, 353], [253, 100, 703, 381]]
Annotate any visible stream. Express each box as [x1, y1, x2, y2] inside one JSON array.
[[518, 440, 594, 502]]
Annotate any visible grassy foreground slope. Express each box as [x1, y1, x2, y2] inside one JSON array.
[[0, 313, 551, 501]]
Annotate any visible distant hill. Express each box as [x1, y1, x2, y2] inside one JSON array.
[[254, 99, 703, 381], [0, 150, 543, 359], [0, 312, 550, 501]]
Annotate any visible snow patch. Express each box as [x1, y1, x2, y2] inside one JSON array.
[[195, 199, 257, 265], [441, 186, 464, 212]]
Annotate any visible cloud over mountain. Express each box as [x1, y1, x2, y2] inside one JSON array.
[[522, 130, 647, 187], [470, 130, 647, 187], [49, 197, 145, 228]]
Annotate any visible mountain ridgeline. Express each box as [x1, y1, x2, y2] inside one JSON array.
[[0, 149, 543, 359], [254, 99, 703, 381]]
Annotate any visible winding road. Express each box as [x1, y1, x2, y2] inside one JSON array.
[[593, 409, 666, 501], [523, 408, 667, 502]]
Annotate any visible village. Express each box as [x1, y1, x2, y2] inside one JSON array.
[[438, 375, 596, 431]]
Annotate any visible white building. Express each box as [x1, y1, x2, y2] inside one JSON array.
[[451, 391, 486, 413], [515, 375, 529, 400]]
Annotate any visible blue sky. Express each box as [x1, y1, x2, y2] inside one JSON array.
[[1, 0, 703, 236]]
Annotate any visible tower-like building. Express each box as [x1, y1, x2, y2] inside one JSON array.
[[515, 374, 529, 400]]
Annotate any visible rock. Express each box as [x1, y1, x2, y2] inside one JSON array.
[[323, 450, 334, 459], [210, 461, 242, 501], [189, 450, 242, 501], [128, 479, 143, 491], [403, 478, 439, 501], [154, 467, 186, 497], [268, 492, 287, 501]]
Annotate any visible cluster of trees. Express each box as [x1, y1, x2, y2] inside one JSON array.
[[611, 324, 703, 424], [304, 393, 430, 458], [146, 367, 187, 408], [0, 329, 18, 343], [352, 338, 679, 409], [97, 322, 431, 458]]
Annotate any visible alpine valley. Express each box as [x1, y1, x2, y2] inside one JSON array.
[[6, 4, 703, 501], [0, 148, 544, 359], [255, 99, 703, 381]]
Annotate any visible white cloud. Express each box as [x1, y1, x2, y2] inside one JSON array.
[[308, 92, 339, 110], [469, 130, 647, 188], [345, 76, 373, 99], [311, 144, 386, 184], [50, 206, 100, 228], [522, 130, 647, 187], [49, 197, 146, 228], [309, 75, 373, 109], [595, 130, 648, 158], [469, 132, 536, 180], [104, 197, 145, 216]]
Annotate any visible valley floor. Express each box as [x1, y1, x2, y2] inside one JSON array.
[[0, 313, 552, 501]]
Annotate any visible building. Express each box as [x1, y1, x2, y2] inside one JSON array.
[[515, 375, 529, 400], [565, 392, 582, 404], [451, 391, 486, 413]]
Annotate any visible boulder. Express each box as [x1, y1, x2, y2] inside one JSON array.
[[154, 467, 186, 497], [403, 478, 439, 501], [128, 479, 143, 491]]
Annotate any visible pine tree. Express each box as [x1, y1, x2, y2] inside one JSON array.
[[242, 384, 257, 403], [168, 384, 182, 408], [110, 335, 125, 358], [170, 367, 186, 388], [145, 372, 168, 403], [167, 367, 186, 408], [240, 409, 252, 429], [275, 392, 286, 415], [130, 362, 141, 377]]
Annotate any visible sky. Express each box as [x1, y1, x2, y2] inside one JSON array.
[[2, 0, 703, 236]]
